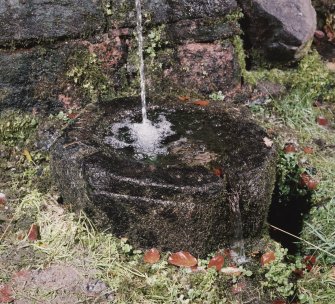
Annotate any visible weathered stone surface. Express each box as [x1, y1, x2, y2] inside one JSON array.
[[108, 0, 238, 28], [150, 41, 240, 96], [0, 0, 105, 47], [0, 42, 91, 111], [164, 18, 241, 44], [0, 46, 64, 110], [50, 99, 277, 256], [238, 0, 317, 61]]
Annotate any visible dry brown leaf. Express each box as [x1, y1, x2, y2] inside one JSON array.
[[28, 224, 40, 241], [208, 255, 225, 271], [178, 95, 190, 102], [144, 248, 161, 264], [168, 251, 197, 267], [261, 251, 276, 266], [193, 100, 209, 106]]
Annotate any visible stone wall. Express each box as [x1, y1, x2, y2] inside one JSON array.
[[0, 0, 317, 112], [0, 0, 241, 112]]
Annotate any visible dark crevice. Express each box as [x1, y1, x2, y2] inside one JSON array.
[[0, 31, 105, 51], [238, 14, 253, 71], [268, 182, 312, 254]]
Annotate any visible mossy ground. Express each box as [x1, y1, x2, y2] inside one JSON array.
[[1, 47, 335, 303]]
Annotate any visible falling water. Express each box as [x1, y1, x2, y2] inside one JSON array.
[[106, 0, 175, 159], [229, 190, 248, 264], [135, 0, 147, 122]]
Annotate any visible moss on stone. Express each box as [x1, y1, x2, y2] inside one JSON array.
[[0, 110, 38, 147], [66, 50, 114, 102]]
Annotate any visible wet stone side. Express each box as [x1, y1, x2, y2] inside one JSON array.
[[50, 99, 278, 257]]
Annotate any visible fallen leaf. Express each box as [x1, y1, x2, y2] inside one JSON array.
[[261, 251, 276, 266], [178, 95, 190, 102], [16, 231, 25, 241], [28, 224, 40, 241], [208, 254, 225, 271], [317, 116, 328, 126], [193, 100, 209, 107], [144, 248, 161, 264], [0, 284, 14, 303], [303, 146, 314, 154], [300, 173, 318, 190], [168, 251, 197, 267], [67, 113, 78, 119], [0, 193, 6, 206], [221, 267, 242, 276], [293, 268, 304, 278], [213, 168, 223, 178], [263, 137, 273, 148], [283, 143, 297, 153], [303, 255, 317, 271], [23, 148, 33, 162]]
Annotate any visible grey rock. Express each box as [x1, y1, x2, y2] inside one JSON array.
[[238, 0, 317, 61], [50, 99, 277, 257], [0, 47, 61, 110], [108, 0, 238, 28], [0, 43, 87, 111], [152, 41, 241, 96], [0, 0, 106, 47], [164, 18, 241, 44]]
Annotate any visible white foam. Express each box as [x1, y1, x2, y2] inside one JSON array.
[[105, 115, 175, 158]]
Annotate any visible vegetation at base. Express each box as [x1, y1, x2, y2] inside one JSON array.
[[260, 244, 303, 298], [245, 51, 335, 102], [247, 46, 335, 302]]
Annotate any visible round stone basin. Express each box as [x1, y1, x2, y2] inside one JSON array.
[[51, 98, 277, 257]]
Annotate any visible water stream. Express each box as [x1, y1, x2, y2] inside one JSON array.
[[229, 190, 248, 264], [105, 0, 176, 159], [135, 0, 147, 122]]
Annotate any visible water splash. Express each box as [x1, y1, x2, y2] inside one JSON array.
[[135, 0, 147, 122], [229, 189, 248, 264], [105, 115, 175, 159]]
